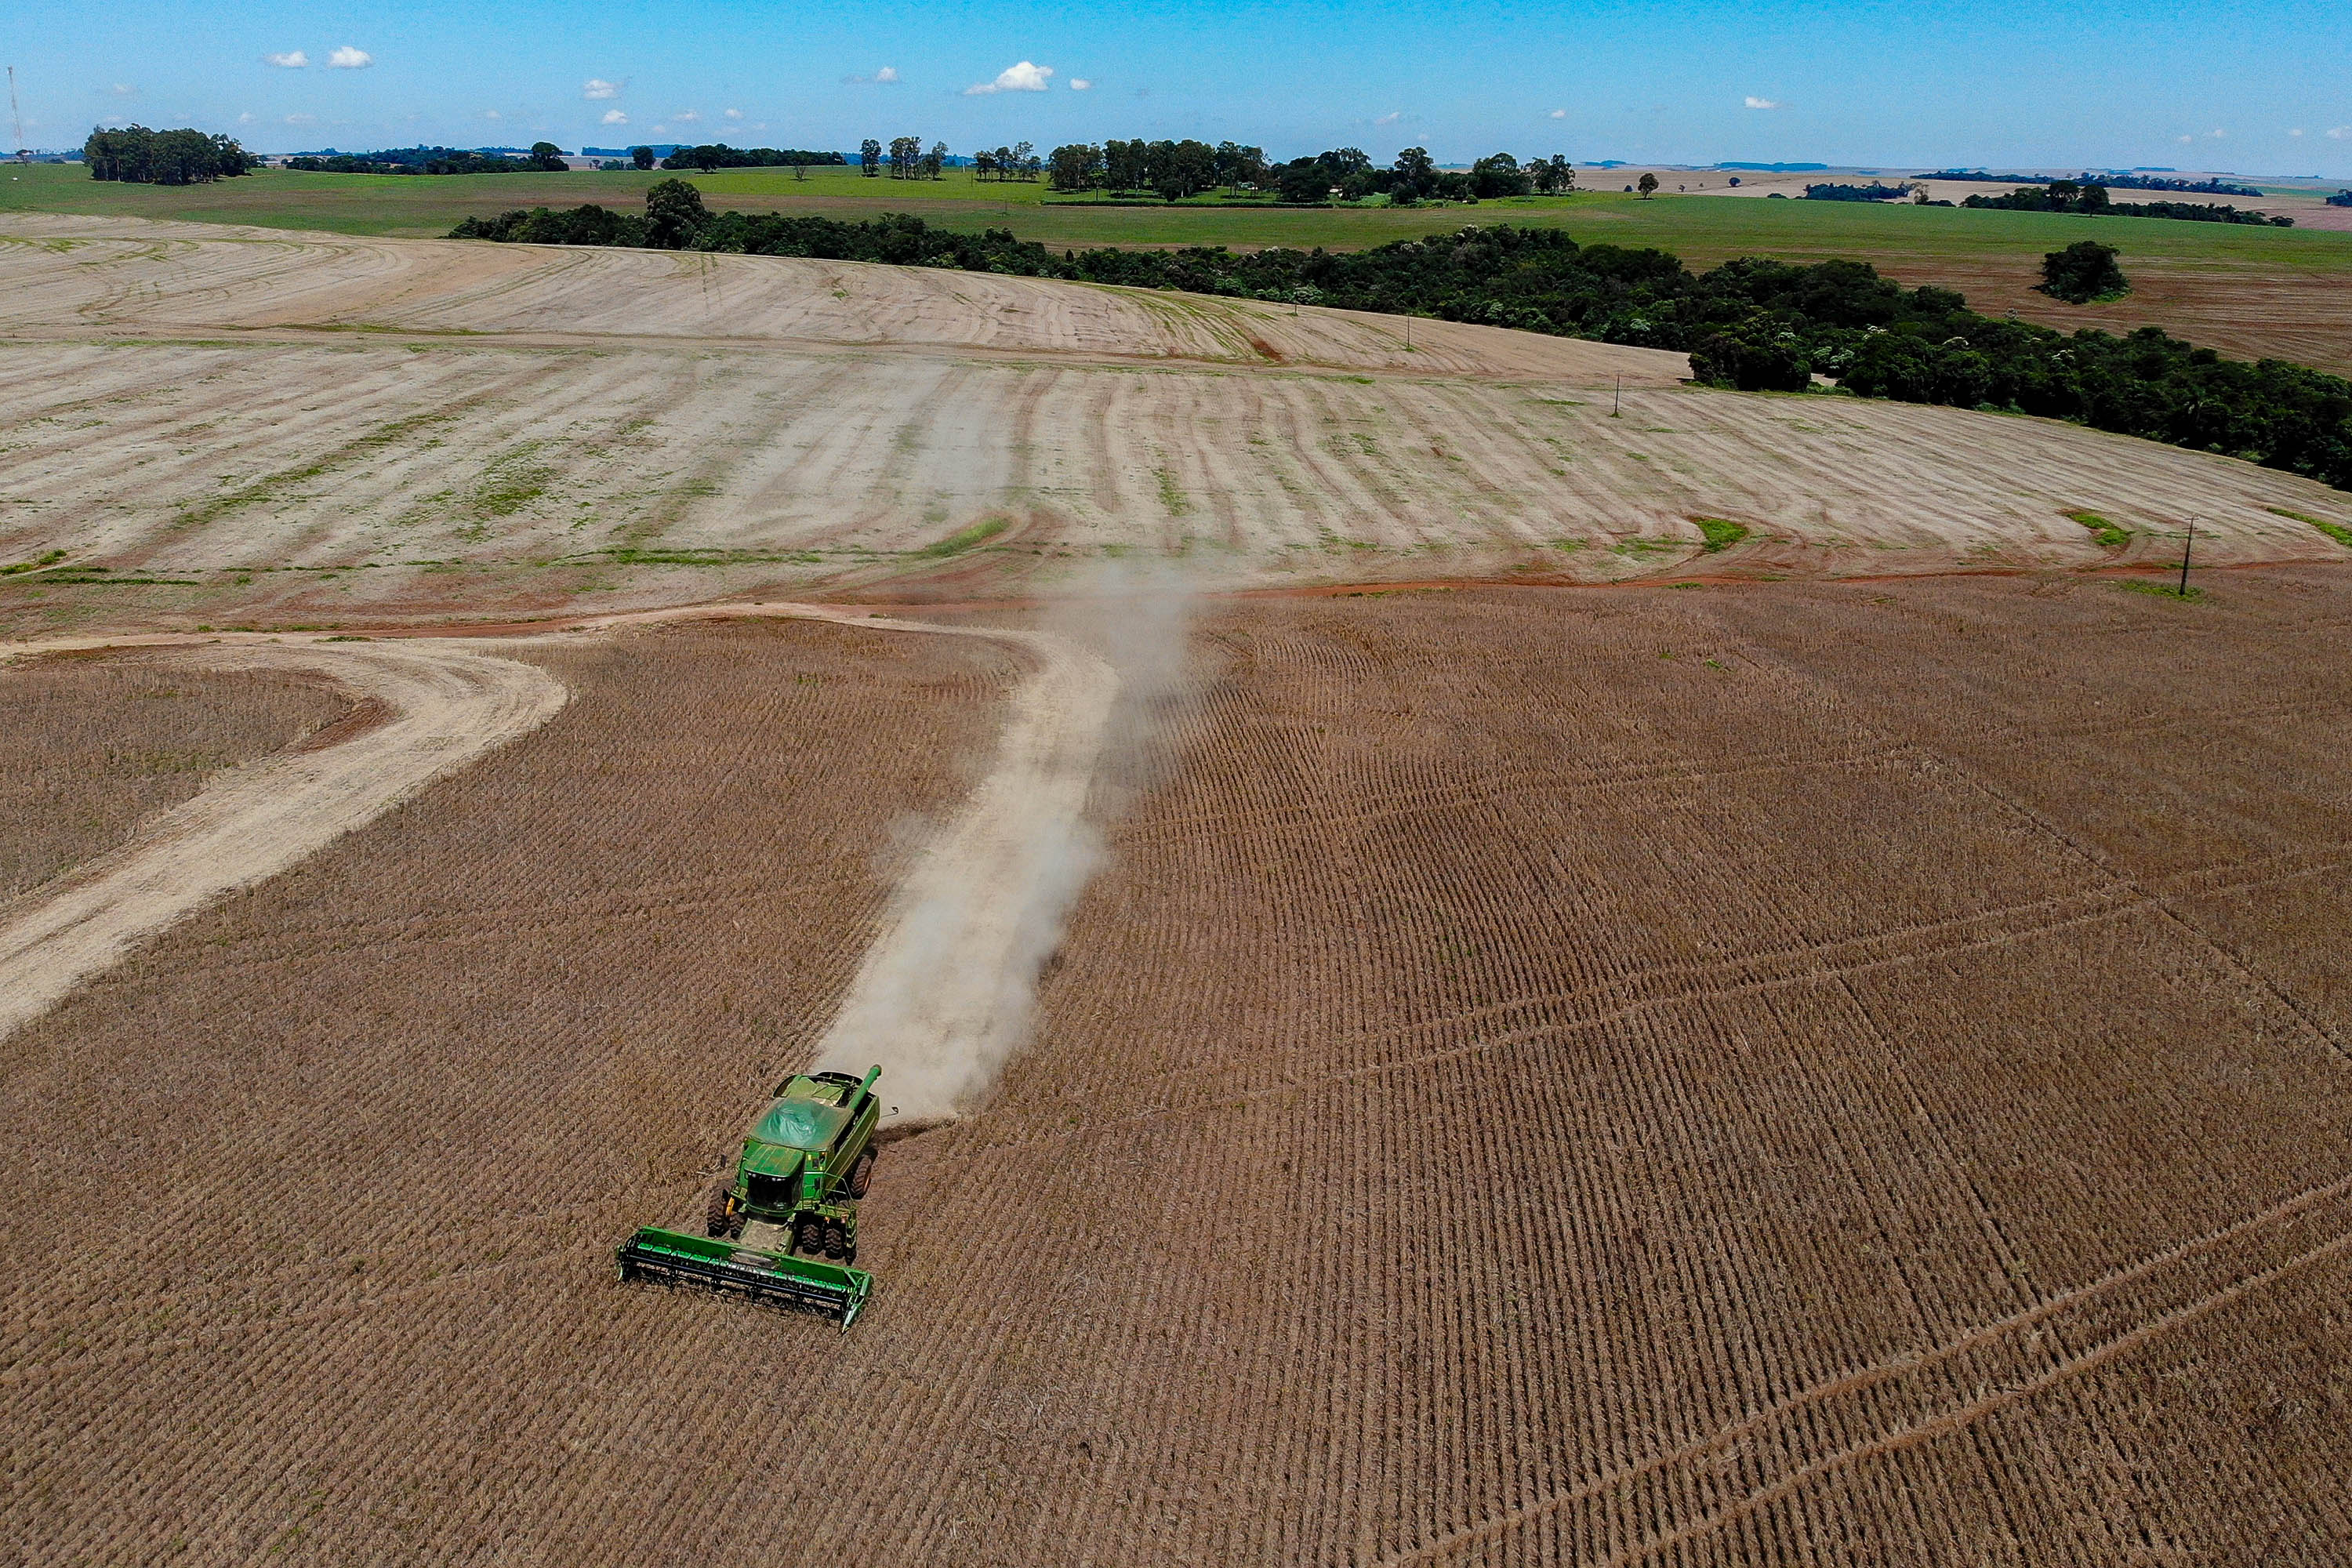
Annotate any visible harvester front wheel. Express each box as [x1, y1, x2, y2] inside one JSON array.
[[822, 1221, 848, 1258], [704, 1183, 739, 1240], [847, 1150, 877, 1200], [793, 1217, 820, 1256]]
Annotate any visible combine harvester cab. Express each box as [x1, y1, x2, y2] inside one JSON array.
[[617, 1064, 884, 1328]]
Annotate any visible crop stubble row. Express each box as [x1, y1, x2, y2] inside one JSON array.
[[5, 574, 2352, 1563]]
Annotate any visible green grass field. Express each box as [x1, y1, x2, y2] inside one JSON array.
[[5, 161, 2345, 271]]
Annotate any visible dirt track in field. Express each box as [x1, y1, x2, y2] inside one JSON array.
[[5, 213, 2349, 636], [7, 572, 2351, 1563], [0, 604, 1119, 1119], [0, 635, 568, 1040]]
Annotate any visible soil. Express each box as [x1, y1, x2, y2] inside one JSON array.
[[6, 574, 2350, 1562]]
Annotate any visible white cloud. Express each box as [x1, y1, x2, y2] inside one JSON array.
[[1548, 108, 1566, 119], [650, 125, 667, 136], [846, 66, 901, 85], [877, 66, 900, 83], [263, 50, 308, 68], [724, 107, 743, 119], [285, 112, 317, 125], [601, 109, 629, 125], [1744, 96, 1783, 110], [2210, 127, 2227, 138], [237, 111, 257, 124], [326, 46, 372, 69], [482, 109, 503, 121], [967, 60, 1052, 95], [1374, 111, 1402, 125], [2330, 126, 2352, 140], [2177, 133, 2194, 143], [583, 78, 621, 100], [2289, 128, 2305, 137], [106, 83, 135, 97], [673, 109, 700, 122], [1069, 78, 1093, 90]]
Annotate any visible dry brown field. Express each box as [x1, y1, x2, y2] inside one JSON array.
[[5, 216, 2350, 640], [0, 655, 350, 897], [7, 572, 2350, 1563]]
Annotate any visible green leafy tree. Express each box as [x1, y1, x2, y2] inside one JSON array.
[[644, 177, 709, 248], [859, 138, 881, 176], [1637, 171, 1659, 198], [1392, 146, 1436, 192], [631, 145, 655, 170], [1047, 143, 1105, 192], [2037, 240, 2129, 303], [528, 141, 568, 172], [924, 141, 947, 180]]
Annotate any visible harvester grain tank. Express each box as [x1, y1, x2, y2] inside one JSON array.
[[616, 1064, 884, 1327]]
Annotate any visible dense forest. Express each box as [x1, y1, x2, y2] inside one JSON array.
[[1961, 182, 2292, 226], [1034, 141, 1573, 204], [82, 126, 253, 183], [451, 183, 2352, 495], [1802, 182, 1915, 201]]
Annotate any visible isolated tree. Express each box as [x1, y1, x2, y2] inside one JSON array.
[[528, 141, 567, 172], [973, 148, 999, 182], [2037, 240, 2129, 303], [1011, 141, 1037, 180], [643, 176, 709, 248], [859, 138, 882, 177], [630, 145, 655, 170], [887, 135, 920, 179], [1637, 171, 1659, 198], [924, 141, 948, 180]]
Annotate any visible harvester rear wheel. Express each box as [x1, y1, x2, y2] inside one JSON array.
[[847, 1150, 877, 1199]]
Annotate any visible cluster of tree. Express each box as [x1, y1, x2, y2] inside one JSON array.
[[1037, 142, 1573, 205], [286, 143, 568, 175], [1802, 182, 1915, 201], [1930, 169, 2262, 198], [450, 189, 2351, 494], [971, 143, 1040, 181], [2036, 240, 2129, 303], [1960, 182, 2292, 225], [2328, 190, 2352, 208], [659, 144, 846, 172], [82, 126, 253, 183]]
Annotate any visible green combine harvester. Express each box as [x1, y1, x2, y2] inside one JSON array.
[[617, 1064, 884, 1327]]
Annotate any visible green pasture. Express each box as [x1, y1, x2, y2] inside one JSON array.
[[5, 160, 2348, 283]]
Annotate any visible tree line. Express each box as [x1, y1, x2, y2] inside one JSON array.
[[82, 126, 254, 184], [286, 143, 568, 175], [1931, 169, 2263, 198], [656, 144, 847, 171], [1960, 181, 2292, 226], [1038, 142, 1574, 204], [449, 183, 2350, 496]]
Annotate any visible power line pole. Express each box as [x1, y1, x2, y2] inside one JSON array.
[[9, 67, 26, 161], [2179, 514, 2195, 596]]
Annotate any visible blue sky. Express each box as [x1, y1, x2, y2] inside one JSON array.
[[9, 0, 2350, 175]]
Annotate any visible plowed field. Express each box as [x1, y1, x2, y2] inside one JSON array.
[[5, 216, 2350, 637], [7, 572, 2350, 1563]]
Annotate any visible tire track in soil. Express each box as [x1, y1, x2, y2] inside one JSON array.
[[1374, 1174, 2352, 1566]]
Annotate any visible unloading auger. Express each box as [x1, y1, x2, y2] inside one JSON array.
[[617, 1064, 883, 1327]]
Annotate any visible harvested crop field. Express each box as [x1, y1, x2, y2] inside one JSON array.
[[8, 571, 2351, 1563], [5, 215, 2350, 637]]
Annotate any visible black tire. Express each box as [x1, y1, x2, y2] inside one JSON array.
[[822, 1221, 847, 1259], [847, 1149, 877, 1200], [703, 1182, 734, 1239], [793, 1217, 819, 1256]]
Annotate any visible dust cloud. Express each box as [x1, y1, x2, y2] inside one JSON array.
[[813, 566, 1200, 1123]]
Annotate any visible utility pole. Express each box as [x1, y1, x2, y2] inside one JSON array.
[[9, 67, 26, 162], [1612, 373, 1621, 417], [2179, 514, 2195, 596]]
